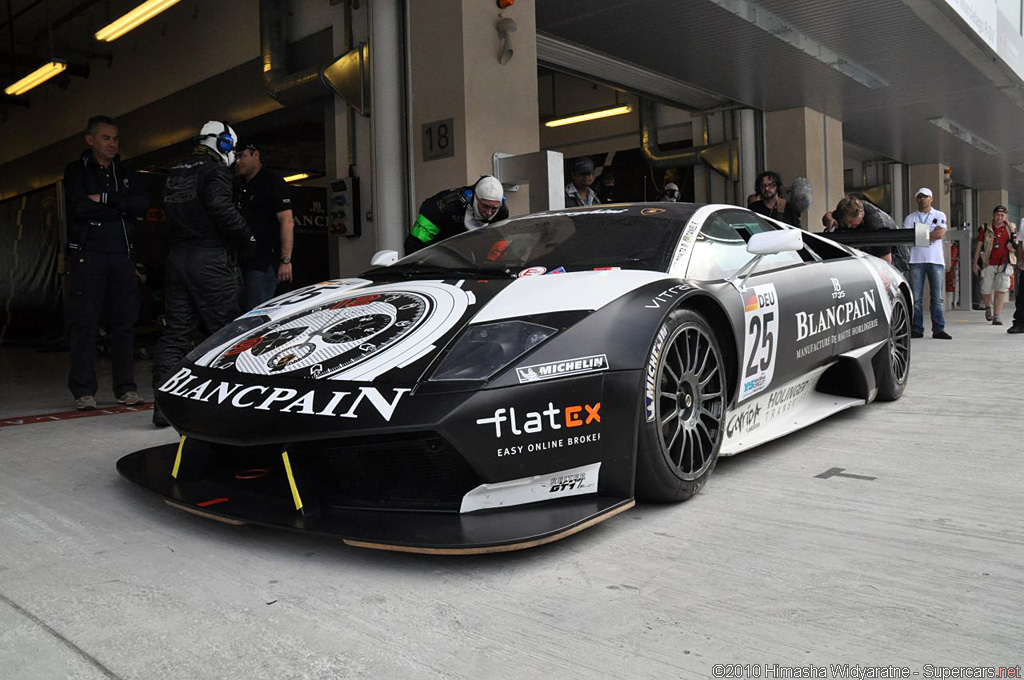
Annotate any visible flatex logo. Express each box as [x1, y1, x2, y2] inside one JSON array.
[[516, 354, 607, 383], [476, 401, 601, 438]]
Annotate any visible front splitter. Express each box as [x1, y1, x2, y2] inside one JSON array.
[[117, 444, 634, 554]]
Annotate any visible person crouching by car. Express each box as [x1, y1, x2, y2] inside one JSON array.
[[822, 195, 894, 265], [405, 175, 508, 254]]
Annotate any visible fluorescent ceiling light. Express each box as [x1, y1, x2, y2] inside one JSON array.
[[928, 116, 1001, 155], [95, 0, 181, 42], [4, 59, 67, 96], [544, 104, 633, 128], [283, 172, 311, 183], [707, 0, 888, 89]]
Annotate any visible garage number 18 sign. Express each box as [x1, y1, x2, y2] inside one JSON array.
[[422, 118, 455, 162], [740, 283, 778, 402]]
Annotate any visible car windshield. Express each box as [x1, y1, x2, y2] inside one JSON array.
[[365, 211, 688, 278]]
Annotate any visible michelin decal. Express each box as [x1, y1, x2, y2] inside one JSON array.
[[516, 355, 607, 383]]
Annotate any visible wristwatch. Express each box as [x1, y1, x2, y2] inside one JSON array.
[[280, 256, 291, 264]]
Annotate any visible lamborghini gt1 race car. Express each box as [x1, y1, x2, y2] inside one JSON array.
[[118, 202, 912, 554]]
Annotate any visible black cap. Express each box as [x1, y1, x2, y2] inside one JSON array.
[[571, 157, 595, 174], [236, 140, 259, 152], [994, 205, 1008, 213]]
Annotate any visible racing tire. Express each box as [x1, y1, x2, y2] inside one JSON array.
[[874, 291, 910, 402], [636, 308, 727, 502]]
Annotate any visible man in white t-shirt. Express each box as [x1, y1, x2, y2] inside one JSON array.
[[903, 187, 951, 339]]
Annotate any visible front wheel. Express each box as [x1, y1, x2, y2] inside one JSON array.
[[873, 291, 911, 401], [636, 308, 727, 502]]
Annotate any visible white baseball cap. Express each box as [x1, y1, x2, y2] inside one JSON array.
[[915, 187, 933, 198]]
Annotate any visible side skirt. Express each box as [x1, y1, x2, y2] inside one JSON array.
[[720, 362, 867, 456]]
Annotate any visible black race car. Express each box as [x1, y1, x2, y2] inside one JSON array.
[[118, 203, 911, 553]]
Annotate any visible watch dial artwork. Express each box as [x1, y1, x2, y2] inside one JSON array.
[[210, 292, 431, 378]]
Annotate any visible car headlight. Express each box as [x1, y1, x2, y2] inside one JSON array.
[[185, 314, 271, 362], [430, 320, 557, 382]]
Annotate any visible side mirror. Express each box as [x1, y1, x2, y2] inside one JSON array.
[[370, 249, 399, 267], [747, 229, 803, 255]]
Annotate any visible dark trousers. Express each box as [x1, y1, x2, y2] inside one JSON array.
[[1014, 269, 1024, 328], [67, 251, 138, 399], [242, 265, 279, 311], [153, 247, 240, 389]]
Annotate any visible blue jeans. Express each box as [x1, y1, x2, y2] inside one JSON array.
[[909, 263, 946, 334], [243, 266, 279, 311]]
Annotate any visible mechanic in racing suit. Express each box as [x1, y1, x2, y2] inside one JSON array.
[[405, 175, 508, 254], [151, 121, 254, 427]]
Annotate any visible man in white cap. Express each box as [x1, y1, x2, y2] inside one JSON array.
[[903, 187, 951, 339], [405, 175, 508, 253]]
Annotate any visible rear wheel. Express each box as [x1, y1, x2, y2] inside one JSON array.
[[874, 292, 910, 401], [636, 309, 727, 502]]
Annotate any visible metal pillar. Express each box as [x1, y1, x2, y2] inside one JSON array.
[[368, 0, 408, 253]]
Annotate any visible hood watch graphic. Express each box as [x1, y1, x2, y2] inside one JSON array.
[[196, 282, 474, 381]]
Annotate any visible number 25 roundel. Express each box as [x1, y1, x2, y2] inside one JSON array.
[[740, 283, 778, 402]]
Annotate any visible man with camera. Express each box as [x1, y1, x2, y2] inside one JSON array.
[[972, 205, 1016, 327]]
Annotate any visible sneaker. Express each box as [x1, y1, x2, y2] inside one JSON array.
[[117, 391, 144, 406], [1007, 325, 1024, 334], [152, 406, 170, 428], [933, 331, 953, 339], [972, 303, 986, 311], [911, 330, 924, 339], [985, 307, 993, 321], [992, 317, 1003, 326], [75, 395, 97, 411]]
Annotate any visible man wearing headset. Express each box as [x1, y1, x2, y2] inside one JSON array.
[[405, 175, 508, 254], [151, 121, 254, 427]]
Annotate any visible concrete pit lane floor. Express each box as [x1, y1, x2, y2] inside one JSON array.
[[0, 308, 1021, 679]]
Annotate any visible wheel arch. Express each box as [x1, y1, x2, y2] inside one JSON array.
[[899, 280, 913, 317], [678, 291, 739, 408]]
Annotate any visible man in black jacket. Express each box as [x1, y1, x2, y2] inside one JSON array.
[[152, 121, 254, 427], [822, 194, 902, 268], [63, 115, 148, 410], [405, 175, 508, 253]]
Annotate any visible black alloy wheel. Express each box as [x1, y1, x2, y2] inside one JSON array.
[[874, 292, 910, 401], [637, 308, 727, 502]]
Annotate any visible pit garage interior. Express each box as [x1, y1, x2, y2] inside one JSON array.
[[0, 0, 1022, 677]]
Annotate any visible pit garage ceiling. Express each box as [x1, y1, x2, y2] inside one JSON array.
[[537, 0, 1024, 198]]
